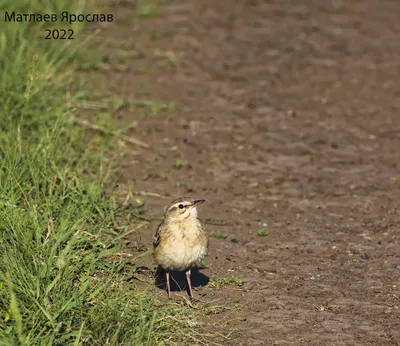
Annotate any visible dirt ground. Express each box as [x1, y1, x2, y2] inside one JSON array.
[[90, 0, 400, 344]]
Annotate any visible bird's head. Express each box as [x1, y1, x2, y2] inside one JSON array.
[[164, 197, 205, 223]]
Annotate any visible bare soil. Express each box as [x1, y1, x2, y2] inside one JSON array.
[[90, 0, 400, 344]]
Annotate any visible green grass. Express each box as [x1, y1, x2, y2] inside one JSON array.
[[133, 100, 178, 116], [136, 0, 169, 19], [136, 4, 158, 18], [0, 1, 202, 344], [209, 276, 246, 289], [256, 227, 269, 237], [174, 159, 190, 169], [209, 232, 228, 240]]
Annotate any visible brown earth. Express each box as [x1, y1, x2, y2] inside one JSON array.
[[86, 0, 400, 344]]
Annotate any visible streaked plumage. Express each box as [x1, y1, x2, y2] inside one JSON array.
[[153, 197, 208, 298]]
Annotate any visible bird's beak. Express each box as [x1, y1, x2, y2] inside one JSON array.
[[192, 199, 205, 207]]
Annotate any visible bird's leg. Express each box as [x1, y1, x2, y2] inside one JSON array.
[[186, 270, 193, 298], [166, 271, 171, 298]]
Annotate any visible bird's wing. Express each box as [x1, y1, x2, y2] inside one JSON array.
[[153, 221, 164, 248]]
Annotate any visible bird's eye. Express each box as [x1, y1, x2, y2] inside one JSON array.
[[178, 204, 184, 209]]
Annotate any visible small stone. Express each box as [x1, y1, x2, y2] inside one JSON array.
[[360, 253, 369, 260], [248, 182, 259, 188]]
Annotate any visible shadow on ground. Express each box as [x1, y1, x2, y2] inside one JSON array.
[[155, 266, 209, 295]]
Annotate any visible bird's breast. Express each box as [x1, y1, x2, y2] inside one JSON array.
[[154, 220, 208, 271]]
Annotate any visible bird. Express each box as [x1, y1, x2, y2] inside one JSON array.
[[153, 197, 208, 298]]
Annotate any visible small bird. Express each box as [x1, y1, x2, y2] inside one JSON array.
[[153, 197, 208, 298]]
